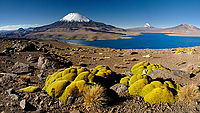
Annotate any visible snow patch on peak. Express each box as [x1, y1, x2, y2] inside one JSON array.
[[144, 23, 151, 27], [60, 13, 90, 22]]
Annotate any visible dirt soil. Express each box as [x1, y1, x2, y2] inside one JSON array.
[[0, 39, 200, 113]]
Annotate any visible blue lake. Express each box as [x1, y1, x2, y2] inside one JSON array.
[[55, 33, 200, 49]]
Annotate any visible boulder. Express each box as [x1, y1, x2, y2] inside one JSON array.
[[110, 84, 128, 95], [149, 70, 191, 85], [12, 41, 38, 52]]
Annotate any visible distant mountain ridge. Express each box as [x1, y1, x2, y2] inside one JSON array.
[[148, 24, 200, 33], [127, 23, 161, 32], [0, 13, 125, 40]]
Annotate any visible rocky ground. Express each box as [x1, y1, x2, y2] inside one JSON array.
[[1, 39, 200, 113]]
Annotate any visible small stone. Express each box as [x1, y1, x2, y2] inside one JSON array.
[[34, 95, 39, 101], [20, 99, 37, 111], [20, 99, 26, 109], [0, 77, 2, 82], [0, 104, 4, 107], [37, 71, 44, 80], [110, 84, 128, 95], [40, 93, 47, 97], [70, 110, 80, 113], [10, 94, 19, 100], [123, 71, 133, 76], [6, 88, 15, 95], [66, 96, 75, 105], [142, 54, 151, 58], [59, 101, 64, 106]]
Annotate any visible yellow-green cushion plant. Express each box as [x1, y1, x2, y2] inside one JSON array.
[[131, 61, 150, 75], [150, 81, 163, 87], [56, 73, 77, 82], [140, 81, 163, 97], [174, 50, 181, 54], [59, 80, 87, 102], [164, 81, 182, 91], [74, 71, 90, 81], [43, 65, 124, 102], [146, 64, 168, 75], [19, 86, 40, 93], [43, 72, 63, 90], [164, 81, 176, 89], [144, 86, 177, 104], [131, 61, 168, 75], [120, 76, 130, 86], [128, 79, 149, 95], [46, 80, 70, 97], [176, 84, 182, 91], [129, 74, 151, 86], [77, 67, 89, 75], [92, 65, 113, 78], [74, 71, 95, 83], [62, 67, 77, 76]]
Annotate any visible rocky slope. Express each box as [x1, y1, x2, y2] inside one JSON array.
[[1, 39, 200, 112]]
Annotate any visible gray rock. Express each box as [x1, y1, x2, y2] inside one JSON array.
[[149, 70, 190, 85], [110, 84, 128, 95], [12, 62, 33, 74], [38, 56, 51, 69]]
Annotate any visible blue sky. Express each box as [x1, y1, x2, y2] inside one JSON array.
[[0, 0, 200, 30]]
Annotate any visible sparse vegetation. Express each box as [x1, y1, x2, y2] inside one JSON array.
[[83, 84, 107, 108], [19, 86, 40, 93], [178, 84, 200, 104]]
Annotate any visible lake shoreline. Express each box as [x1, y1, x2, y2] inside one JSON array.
[[52, 33, 200, 49]]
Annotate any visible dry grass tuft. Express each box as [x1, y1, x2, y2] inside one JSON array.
[[83, 84, 107, 108], [178, 84, 200, 104]]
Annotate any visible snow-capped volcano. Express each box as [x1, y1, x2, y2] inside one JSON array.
[[127, 23, 158, 32], [60, 13, 90, 22], [143, 23, 151, 27], [0, 12, 125, 40]]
